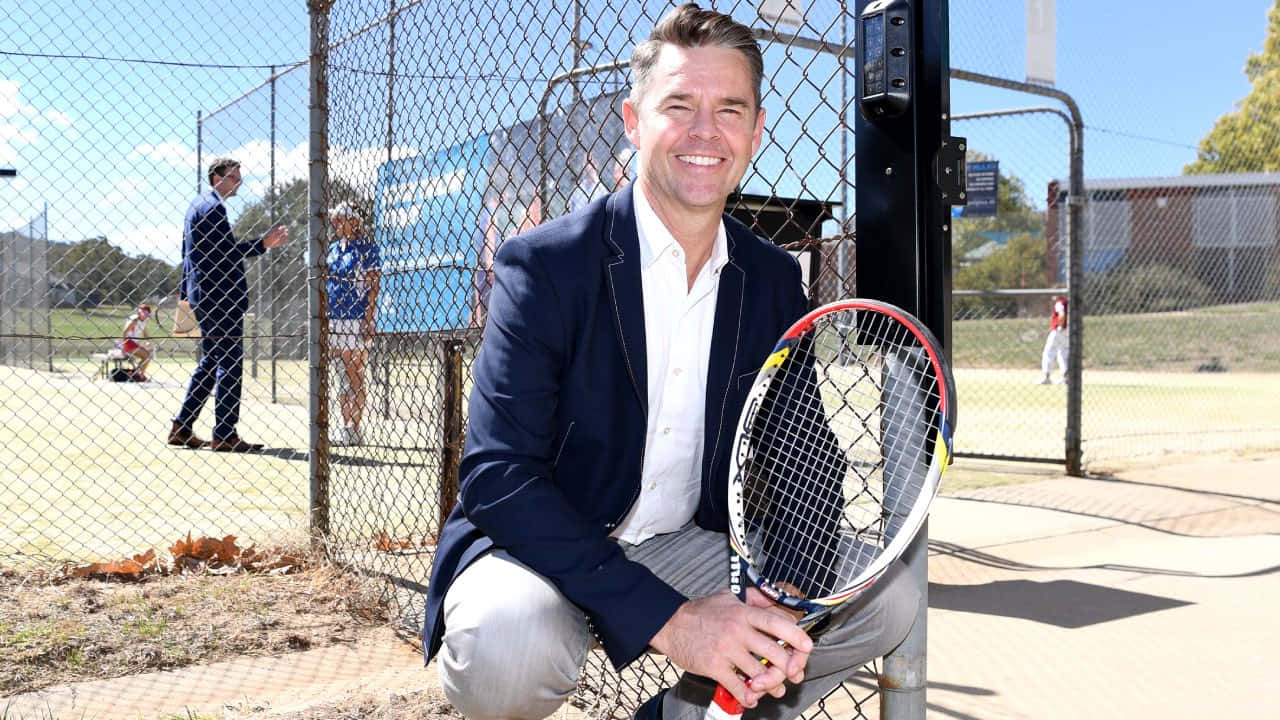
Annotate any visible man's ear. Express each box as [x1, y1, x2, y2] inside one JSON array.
[[751, 106, 766, 155], [622, 96, 640, 146]]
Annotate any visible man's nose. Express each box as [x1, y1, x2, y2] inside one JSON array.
[[688, 106, 721, 141]]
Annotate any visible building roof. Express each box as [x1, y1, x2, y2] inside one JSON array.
[[1054, 172, 1280, 192]]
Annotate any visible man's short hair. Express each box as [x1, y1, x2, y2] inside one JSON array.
[[207, 157, 241, 186], [629, 3, 764, 109]]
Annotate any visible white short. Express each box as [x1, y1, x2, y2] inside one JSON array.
[[330, 318, 371, 351]]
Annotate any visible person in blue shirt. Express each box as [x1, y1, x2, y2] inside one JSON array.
[[326, 201, 381, 446]]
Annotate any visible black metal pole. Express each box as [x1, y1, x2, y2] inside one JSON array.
[[854, 1, 951, 717]]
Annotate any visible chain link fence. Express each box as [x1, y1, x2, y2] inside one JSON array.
[[5, 0, 1280, 717], [319, 1, 876, 716], [948, 77, 1280, 467], [0, 2, 313, 564]]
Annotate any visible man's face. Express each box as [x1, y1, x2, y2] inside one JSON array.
[[332, 215, 358, 238], [214, 166, 243, 198], [623, 44, 764, 220]]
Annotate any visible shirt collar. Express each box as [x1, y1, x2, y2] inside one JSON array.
[[211, 187, 225, 204], [633, 184, 728, 274]]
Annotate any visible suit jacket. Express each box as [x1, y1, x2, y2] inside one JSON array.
[[181, 188, 265, 323], [423, 184, 809, 670]]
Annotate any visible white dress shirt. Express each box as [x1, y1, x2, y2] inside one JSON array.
[[612, 186, 728, 545]]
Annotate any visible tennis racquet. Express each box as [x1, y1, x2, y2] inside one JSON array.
[[705, 298, 957, 719]]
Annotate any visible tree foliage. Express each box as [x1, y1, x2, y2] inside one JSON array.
[[950, 151, 1048, 316], [953, 232, 1047, 317], [231, 177, 312, 245], [952, 151, 1045, 272], [1186, 0, 1280, 173], [49, 237, 180, 307], [1085, 263, 1213, 315], [228, 177, 371, 358]]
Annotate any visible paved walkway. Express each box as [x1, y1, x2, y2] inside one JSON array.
[[5, 453, 1277, 719], [923, 453, 1280, 719]]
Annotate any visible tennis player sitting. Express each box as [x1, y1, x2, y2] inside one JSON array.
[[120, 303, 154, 382], [422, 5, 919, 719]]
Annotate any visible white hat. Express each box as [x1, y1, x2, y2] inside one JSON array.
[[330, 201, 360, 220]]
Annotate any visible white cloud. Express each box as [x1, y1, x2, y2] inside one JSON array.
[[211, 139, 420, 198], [42, 109, 74, 129], [233, 139, 310, 198], [101, 176, 152, 209], [0, 123, 38, 146], [117, 223, 184, 264], [0, 80, 38, 167], [0, 79, 23, 117], [130, 140, 196, 168]]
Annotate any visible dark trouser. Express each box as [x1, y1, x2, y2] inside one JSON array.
[[173, 311, 244, 441]]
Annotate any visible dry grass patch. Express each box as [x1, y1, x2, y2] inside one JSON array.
[[0, 559, 389, 697]]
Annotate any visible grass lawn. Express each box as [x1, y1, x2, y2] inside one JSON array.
[[953, 301, 1280, 373], [1, 301, 1275, 566]]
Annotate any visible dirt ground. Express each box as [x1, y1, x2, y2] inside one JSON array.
[[0, 562, 389, 699]]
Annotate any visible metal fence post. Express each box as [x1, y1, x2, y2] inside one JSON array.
[[308, 0, 334, 546], [270, 64, 279, 403], [438, 338, 464, 535], [1064, 115, 1086, 477], [195, 110, 202, 196]]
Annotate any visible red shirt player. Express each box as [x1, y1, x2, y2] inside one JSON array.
[[1040, 296, 1068, 383]]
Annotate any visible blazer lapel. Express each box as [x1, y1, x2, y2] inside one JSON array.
[[703, 224, 747, 490], [603, 185, 647, 409]]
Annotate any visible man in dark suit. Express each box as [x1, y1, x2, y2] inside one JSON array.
[[424, 5, 918, 719], [168, 157, 287, 452]]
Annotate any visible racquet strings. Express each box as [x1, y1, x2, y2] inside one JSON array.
[[739, 307, 943, 603]]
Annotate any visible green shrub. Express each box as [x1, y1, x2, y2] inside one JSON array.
[[1086, 263, 1213, 314]]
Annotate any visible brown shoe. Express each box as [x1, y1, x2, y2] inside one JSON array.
[[210, 435, 265, 453], [168, 422, 206, 448]]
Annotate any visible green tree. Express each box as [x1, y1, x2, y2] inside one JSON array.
[[952, 152, 1045, 272], [1186, 0, 1280, 173], [230, 177, 371, 358], [230, 176, 369, 248], [953, 232, 1047, 317], [49, 237, 180, 307]]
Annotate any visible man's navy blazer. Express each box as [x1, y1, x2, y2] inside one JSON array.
[[423, 184, 809, 670], [181, 188, 265, 324]]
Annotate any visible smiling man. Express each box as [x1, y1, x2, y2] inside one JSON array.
[[421, 5, 919, 719]]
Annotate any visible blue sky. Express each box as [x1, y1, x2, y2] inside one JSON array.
[[0, 0, 1274, 264]]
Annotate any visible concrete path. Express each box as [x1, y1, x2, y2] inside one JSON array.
[[924, 453, 1280, 719]]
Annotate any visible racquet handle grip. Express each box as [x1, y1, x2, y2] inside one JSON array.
[[704, 684, 745, 719]]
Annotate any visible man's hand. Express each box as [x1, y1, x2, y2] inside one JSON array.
[[263, 225, 288, 249], [649, 589, 812, 710]]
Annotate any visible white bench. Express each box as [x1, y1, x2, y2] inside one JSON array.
[[92, 346, 136, 380]]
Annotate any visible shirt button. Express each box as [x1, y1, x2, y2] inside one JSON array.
[[662, 427, 671, 435], [672, 248, 680, 257], [673, 368, 682, 376]]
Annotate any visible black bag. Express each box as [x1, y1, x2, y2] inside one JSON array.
[[110, 367, 133, 382]]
